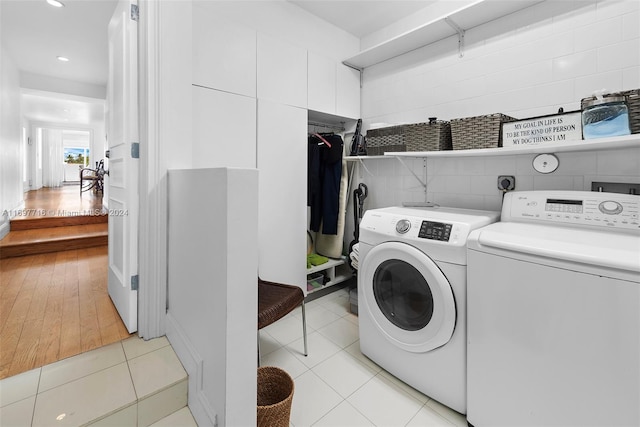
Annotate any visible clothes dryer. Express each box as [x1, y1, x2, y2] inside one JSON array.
[[467, 190, 640, 427], [358, 206, 499, 414]]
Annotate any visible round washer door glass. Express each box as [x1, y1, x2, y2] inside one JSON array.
[[360, 241, 456, 353], [374, 259, 433, 331]]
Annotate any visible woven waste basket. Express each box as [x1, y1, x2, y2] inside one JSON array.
[[405, 118, 452, 151], [581, 89, 640, 135], [366, 125, 406, 155], [257, 366, 294, 427], [450, 113, 517, 149]]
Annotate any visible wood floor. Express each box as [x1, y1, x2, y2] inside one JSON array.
[[0, 186, 132, 380]]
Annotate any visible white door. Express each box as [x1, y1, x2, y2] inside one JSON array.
[[107, 0, 138, 333]]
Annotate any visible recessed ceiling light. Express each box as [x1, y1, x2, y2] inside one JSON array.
[[47, 0, 65, 7], [57, 56, 70, 62]]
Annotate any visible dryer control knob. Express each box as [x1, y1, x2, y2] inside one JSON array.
[[396, 219, 411, 234], [599, 200, 623, 215]]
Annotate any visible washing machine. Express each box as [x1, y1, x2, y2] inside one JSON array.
[[467, 190, 640, 427], [358, 206, 500, 414]]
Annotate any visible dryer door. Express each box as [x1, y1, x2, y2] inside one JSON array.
[[360, 241, 456, 353]]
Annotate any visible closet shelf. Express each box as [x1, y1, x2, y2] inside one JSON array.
[[342, 0, 544, 69], [345, 135, 639, 160], [307, 257, 346, 275]]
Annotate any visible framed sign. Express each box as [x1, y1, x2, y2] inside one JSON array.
[[502, 111, 582, 147]]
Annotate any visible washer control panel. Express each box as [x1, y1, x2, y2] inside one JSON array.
[[504, 191, 640, 231], [418, 221, 453, 241]]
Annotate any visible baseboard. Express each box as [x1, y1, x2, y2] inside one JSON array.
[[165, 313, 217, 427]]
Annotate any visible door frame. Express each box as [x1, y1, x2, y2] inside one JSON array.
[[136, 0, 165, 339]]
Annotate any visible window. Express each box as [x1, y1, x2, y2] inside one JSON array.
[[64, 147, 90, 168]]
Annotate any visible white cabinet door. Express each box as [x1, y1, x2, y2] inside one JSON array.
[[337, 64, 361, 119], [192, 5, 256, 97], [257, 99, 307, 292], [192, 86, 257, 169], [308, 51, 336, 114], [257, 33, 307, 109]]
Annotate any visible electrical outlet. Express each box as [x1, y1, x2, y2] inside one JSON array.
[[497, 175, 515, 191]]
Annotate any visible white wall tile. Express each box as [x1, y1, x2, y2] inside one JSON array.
[[553, 50, 598, 81], [597, 147, 640, 175], [574, 70, 624, 98], [623, 66, 640, 88], [359, 1, 638, 209], [533, 175, 577, 190], [574, 17, 623, 53], [484, 195, 504, 212], [556, 151, 598, 175], [622, 11, 640, 40], [484, 156, 517, 176], [597, 0, 640, 21], [597, 39, 640, 72]]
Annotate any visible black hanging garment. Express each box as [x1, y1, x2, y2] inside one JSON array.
[[308, 133, 343, 235]]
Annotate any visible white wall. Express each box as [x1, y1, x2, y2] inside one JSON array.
[[0, 45, 24, 237], [356, 0, 640, 213]]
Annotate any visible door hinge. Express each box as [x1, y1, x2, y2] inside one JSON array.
[[130, 4, 139, 21], [131, 275, 139, 291], [105, 149, 110, 159], [131, 142, 140, 159]]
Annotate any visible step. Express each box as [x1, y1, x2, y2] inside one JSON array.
[[0, 336, 192, 427], [10, 213, 108, 231], [0, 223, 108, 259]]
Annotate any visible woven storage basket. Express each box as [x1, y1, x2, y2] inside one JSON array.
[[257, 366, 294, 427], [450, 113, 518, 149], [366, 125, 406, 155], [405, 120, 452, 151], [581, 89, 640, 134]]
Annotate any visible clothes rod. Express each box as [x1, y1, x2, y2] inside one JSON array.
[[308, 120, 345, 132]]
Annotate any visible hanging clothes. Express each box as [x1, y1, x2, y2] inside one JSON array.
[[308, 133, 343, 235]]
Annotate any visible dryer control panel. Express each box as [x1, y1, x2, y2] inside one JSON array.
[[503, 190, 640, 231], [419, 221, 453, 241]]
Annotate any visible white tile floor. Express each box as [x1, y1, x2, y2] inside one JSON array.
[[0, 336, 196, 427], [260, 285, 468, 427], [1, 285, 468, 427]]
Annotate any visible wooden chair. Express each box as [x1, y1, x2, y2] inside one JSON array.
[[80, 159, 106, 197], [258, 278, 307, 365]]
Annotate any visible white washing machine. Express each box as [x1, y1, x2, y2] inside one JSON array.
[[467, 190, 640, 427], [358, 206, 499, 414]]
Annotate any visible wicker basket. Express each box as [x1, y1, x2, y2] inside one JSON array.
[[581, 89, 640, 134], [257, 366, 294, 427], [366, 125, 406, 155], [405, 119, 452, 151], [450, 113, 518, 150]]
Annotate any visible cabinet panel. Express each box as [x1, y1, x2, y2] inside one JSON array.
[[257, 100, 307, 292], [308, 52, 336, 114], [192, 7, 256, 97], [257, 33, 307, 109], [192, 86, 257, 168], [336, 64, 360, 119]]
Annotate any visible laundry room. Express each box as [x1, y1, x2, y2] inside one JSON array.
[[0, 0, 638, 426]]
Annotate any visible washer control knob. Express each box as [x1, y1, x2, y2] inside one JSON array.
[[396, 219, 411, 234], [599, 200, 623, 215]]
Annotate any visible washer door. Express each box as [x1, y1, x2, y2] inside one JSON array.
[[360, 241, 456, 353]]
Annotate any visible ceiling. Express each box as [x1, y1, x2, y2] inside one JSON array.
[[289, 1, 434, 38], [1, 0, 431, 125]]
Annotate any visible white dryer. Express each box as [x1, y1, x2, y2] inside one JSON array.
[[358, 206, 499, 414], [467, 191, 640, 427]]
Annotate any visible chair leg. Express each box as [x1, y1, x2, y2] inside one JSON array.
[[257, 330, 261, 367], [301, 300, 308, 357]]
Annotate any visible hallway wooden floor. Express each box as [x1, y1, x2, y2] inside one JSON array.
[[0, 186, 132, 380]]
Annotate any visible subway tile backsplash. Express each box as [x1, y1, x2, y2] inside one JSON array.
[[355, 0, 639, 213]]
